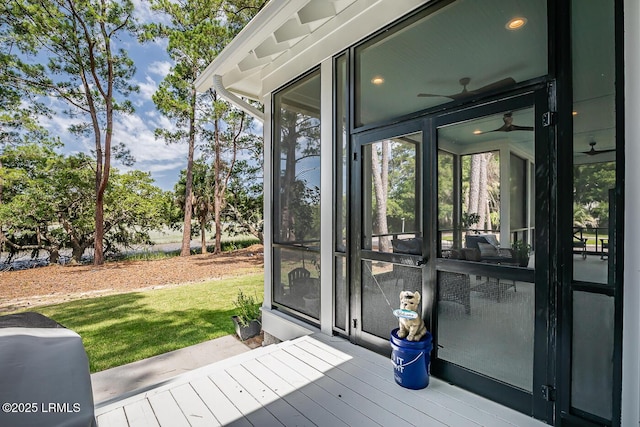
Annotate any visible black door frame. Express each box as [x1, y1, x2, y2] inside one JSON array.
[[428, 88, 554, 423], [348, 86, 555, 423], [349, 118, 430, 354]]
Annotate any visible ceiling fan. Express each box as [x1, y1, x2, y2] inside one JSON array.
[[581, 141, 616, 156], [417, 76, 516, 100], [475, 112, 533, 134]]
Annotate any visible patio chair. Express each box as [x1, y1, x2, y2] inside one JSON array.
[[464, 234, 515, 263], [288, 267, 311, 299], [439, 271, 471, 314], [392, 237, 471, 314], [573, 234, 587, 259]]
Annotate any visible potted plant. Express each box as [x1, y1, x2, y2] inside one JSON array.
[[511, 240, 532, 267], [231, 290, 262, 341]]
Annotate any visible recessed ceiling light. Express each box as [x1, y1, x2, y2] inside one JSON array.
[[371, 76, 384, 85], [506, 17, 527, 30], [572, 111, 578, 116], [473, 129, 482, 135]]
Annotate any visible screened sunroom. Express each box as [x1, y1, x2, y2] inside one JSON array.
[[196, 1, 639, 425]]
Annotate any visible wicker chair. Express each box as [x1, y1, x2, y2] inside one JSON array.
[[287, 267, 311, 298], [439, 271, 471, 314]]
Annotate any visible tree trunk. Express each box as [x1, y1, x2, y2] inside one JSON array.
[[214, 115, 222, 254], [478, 153, 489, 232], [71, 244, 85, 264], [181, 87, 198, 257], [467, 154, 482, 232], [200, 214, 207, 254], [371, 141, 390, 252], [49, 247, 60, 264], [282, 112, 298, 242]]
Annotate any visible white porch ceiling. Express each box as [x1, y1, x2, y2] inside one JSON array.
[[195, 0, 617, 160]]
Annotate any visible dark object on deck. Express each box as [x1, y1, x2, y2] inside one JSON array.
[[0, 312, 96, 427]]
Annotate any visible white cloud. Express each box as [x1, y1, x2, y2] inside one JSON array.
[[136, 75, 158, 104], [148, 61, 172, 78], [113, 113, 177, 162], [131, 0, 167, 25]]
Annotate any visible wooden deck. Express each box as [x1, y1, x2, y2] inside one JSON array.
[[95, 333, 548, 427]]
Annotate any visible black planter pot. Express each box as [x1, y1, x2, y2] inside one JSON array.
[[232, 316, 261, 341]]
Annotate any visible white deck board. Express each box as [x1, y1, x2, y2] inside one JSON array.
[[96, 407, 129, 427], [226, 364, 314, 427], [209, 369, 284, 427], [147, 391, 190, 427], [96, 334, 550, 427], [189, 376, 251, 427], [257, 352, 379, 426], [243, 357, 349, 427], [311, 334, 538, 427], [122, 400, 159, 427], [170, 383, 221, 426], [282, 344, 450, 426]]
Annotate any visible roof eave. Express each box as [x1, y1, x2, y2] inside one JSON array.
[[195, 0, 310, 96]]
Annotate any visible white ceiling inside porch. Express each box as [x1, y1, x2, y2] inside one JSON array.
[[197, 0, 617, 161]]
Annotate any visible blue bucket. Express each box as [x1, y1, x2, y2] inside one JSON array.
[[390, 328, 433, 390]]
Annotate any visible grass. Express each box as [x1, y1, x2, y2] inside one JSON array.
[[33, 273, 264, 373]]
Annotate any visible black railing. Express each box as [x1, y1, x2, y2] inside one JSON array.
[[573, 226, 609, 255]]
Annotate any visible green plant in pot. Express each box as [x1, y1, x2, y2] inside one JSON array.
[[232, 290, 262, 341], [511, 240, 532, 267]]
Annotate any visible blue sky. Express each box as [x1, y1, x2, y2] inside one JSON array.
[[38, 1, 190, 191]]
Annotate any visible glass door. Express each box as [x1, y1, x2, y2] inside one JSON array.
[[351, 120, 427, 352], [432, 91, 553, 421]]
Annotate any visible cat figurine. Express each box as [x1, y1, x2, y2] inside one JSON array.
[[397, 290, 427, 342]]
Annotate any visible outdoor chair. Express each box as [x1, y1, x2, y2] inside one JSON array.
[[573, 235, 587, 259], [464, 234, 515, 263], [392, 237, 471, 314], [288, 267, 311, 299], [439, 271, 471, 314]]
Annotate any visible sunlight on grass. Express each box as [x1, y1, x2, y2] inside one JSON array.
[[35, 273, 264, 373]]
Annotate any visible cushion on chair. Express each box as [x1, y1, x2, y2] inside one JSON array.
[[461, 248, 481, 261], [478, 242, 499, 257], [392, 237, 422, 255], [483, 234, 500, 247], [449, 249, 466, 260]]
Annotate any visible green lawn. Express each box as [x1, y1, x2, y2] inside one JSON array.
[[33, 273, 264, 373]]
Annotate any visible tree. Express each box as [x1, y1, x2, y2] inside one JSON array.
[[173, 160, 214, 253], [204, 104, 261, 253], [2, 0, 139, 265], [574, 161, 616, 229], [464, 152, 500, 233], [371, 140, 391, 252], [278, 104, 321, 244], [0, 148, 173, 263], [142, 0, 265, 256], [0, 142, 65, 261], [224, 141, 264, 243]]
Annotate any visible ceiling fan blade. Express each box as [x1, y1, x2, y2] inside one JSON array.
[[473, 77, 516, 93], [417, 76, 514, 99], [476, 125, 507, 134], [509, 125, 534, 131], [417, 93, 450, 98], [582, 148, 616, 156], [476, 112, 534, 134]]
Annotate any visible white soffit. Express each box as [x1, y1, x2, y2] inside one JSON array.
[[195, 0, 348, 96], [195, 0, 429, 99]]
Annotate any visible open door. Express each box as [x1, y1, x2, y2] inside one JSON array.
[[350, 120, 428, 353]]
